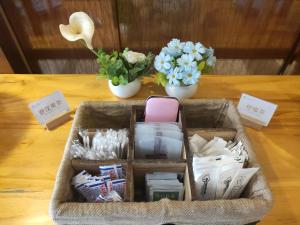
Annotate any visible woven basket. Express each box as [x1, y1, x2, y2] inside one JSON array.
[[49, 99, 272, 225]]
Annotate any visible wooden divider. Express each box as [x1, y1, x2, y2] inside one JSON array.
[[69, 104, 237, 203]]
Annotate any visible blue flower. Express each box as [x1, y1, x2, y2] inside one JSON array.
[[183, 42, 205, 60], [177, 54, 197, 71], [154, 52, 173, 73], [167, 69, 180, 86], [205, 47, 216, 66], [165, 38, 183, 57], [173, 67, 185, 79], [195, 42, 206, 53], [183, 41, 194, 54], [161, 47, 170, 55], [182, 68, 201, 85], [207, 55, 216, 66], [206, 47, 214, 57]]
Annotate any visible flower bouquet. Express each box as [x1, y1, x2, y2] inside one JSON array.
[[154, 39, 216, 99], [59, 12, 154, 98]]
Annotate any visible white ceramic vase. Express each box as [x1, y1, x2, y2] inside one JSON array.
[[108, 78, 141, 98], [165, 83, 198, 100]]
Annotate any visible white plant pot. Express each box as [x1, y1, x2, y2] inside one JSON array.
[[165, 83, 198, 100], [108, 78, 141, 98]]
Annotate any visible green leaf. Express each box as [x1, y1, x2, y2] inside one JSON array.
[[203, 64, 214, 74], [119, 75, 128, 85], [95, 48, 154, 84], [198, 61, 206, 72], [156, 72, 168, 87], [111, 76, 119, 86]]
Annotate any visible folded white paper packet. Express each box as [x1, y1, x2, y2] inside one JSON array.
[[189, 135, 207, 154], [223, 167, 259, 199], [190, 134, 257, 200]]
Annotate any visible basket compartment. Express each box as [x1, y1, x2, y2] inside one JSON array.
[[67, 161, 132, 202], [74, 102, 132, 129], [70, 103, 132, 164], [183, 99, 231, 129], [131, 105, 188, 160], [133, 162, 191, 202]]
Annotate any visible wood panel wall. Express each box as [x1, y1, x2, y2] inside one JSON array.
[[0, 0, 300, 74]]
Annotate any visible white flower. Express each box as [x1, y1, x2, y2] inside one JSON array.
[[154, 52, 173, 73], [183, 42, 205, 60], [206, 47, 216, 66], [165, 38, 183, 56], [177, 54, 197, 71], [123, 51, 146, 64], [182, 68, 201, 85], [59, 12, 95, 49], [207, 55, 217, 66], [167, 69, 180, 86]]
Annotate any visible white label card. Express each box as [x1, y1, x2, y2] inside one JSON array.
[[237, 93, 277, 126], [28, 91, 70, 125]]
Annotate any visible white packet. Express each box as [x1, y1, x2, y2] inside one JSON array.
[[146, 172, 178, 181], [223, 167, 259, 199], [135, 122, 181, 131], [193, 155, 243, 200], [136, 129, 183, 141], [215, 162, 243, 199], [189, 134, 208, 155], [135, 136, 182, 159], [193, 165, 219, 200], [201, 137, 228, 156]]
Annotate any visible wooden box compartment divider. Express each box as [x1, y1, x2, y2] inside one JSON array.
[[50, 100, 272, 225], [132, 162, 191, 202]]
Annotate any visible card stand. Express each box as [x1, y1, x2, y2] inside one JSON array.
[[131, 105, 188, 161], [132, 162, 192, 202]]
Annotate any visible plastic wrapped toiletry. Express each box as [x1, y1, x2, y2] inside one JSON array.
[[99, 164, 124, 179], [72, 166, 126, 202], [189, 134, 208, 155], [189, 135, 249, 164], [215, 162, 243, 199], [106, 179, 126, 197], [84, 180, 108, 202], [96, 190, 123, 202], [135, 135, 182, 159], [193, 165, 219, 200], [70, 129, 128, 160], [193, 155, 249, 200], [223, 167, 259, 199], [200, 137, 228, 156], [135, 122, 183, 160]]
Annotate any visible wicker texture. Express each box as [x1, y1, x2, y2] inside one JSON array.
[[49, 100, 272, 225]]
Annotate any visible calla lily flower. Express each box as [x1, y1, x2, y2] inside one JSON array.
[[59, 12, 94, 49]]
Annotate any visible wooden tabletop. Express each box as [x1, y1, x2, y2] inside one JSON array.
[[0, 74, 300, 225]]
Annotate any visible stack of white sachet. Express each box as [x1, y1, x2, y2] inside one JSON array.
[[145, 172, 184, 201], [70, 129, 128, 160], [189, 134, 258, 200], [135, 122, 183, 159], [189, 134, 249, 163]]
